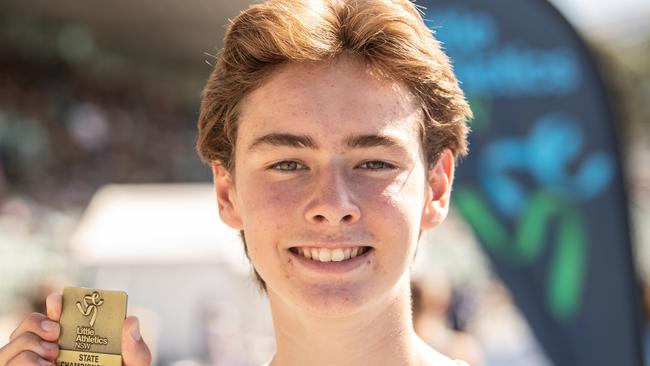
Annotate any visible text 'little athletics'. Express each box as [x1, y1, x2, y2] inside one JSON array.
[[75, 326, 108, 350]]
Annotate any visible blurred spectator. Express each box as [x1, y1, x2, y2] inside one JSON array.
[[201, 301, 246, 366], [65, 101, 110, 153], [469, 281, 552, 366], [411, 275, 485, 366]]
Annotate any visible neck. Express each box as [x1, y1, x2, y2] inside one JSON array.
[[266, 276, 448, 366]]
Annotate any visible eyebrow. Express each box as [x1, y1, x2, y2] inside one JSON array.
[[246, 133, 406, 152]]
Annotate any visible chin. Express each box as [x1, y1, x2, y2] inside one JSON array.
[[295, 282, 376, 318]]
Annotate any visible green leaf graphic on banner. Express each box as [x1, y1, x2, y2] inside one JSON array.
[[454, 188, 586, 321], [548, 209, 585, 320]]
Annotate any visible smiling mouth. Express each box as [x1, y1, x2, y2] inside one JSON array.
[[289, 246, 372, 262]]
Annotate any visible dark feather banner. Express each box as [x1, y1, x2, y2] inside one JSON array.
[[420, 1, 644, 365]]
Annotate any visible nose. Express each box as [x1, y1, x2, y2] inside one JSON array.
[[304, 165, 361, 226]]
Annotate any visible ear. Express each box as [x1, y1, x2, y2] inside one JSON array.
[[420, 149, 455, 231], [211, 161, 244, 230]]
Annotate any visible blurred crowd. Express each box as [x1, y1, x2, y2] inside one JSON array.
[[0, 53, 207, 212]]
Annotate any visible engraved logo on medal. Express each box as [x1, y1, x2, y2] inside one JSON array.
[[73, 291, 109, 351], [76, 291, 104, 326]]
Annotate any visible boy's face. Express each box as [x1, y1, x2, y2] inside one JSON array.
[[212, 56, 454, 316]]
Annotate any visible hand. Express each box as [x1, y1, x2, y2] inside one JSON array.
[[0, 293, 152, 366]]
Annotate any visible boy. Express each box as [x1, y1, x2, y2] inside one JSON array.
[[0, 0, 471, 365]]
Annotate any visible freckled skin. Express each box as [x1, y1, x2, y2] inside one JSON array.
[[215, 56, 445, 318]]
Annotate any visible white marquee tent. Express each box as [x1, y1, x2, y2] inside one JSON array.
[[68, 184, 274, 366]]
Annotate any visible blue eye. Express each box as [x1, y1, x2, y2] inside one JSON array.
[[270, 161, 306, 171], [359, 161, 396, 170]]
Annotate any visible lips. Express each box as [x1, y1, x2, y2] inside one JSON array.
[[289, 246, 372, 262], [288, 245, 374, 274]]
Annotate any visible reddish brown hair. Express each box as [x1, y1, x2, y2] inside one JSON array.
[[196, 0, 472, 291]]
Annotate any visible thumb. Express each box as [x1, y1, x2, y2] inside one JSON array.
[[45, 292, 62, 321], [121, 316, 152, 366]]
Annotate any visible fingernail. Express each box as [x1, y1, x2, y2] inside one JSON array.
[[130, 320, 142, 342], [40, 341, 58, 350], [38, 358, 53, 366], [41, 320, 58, 332]]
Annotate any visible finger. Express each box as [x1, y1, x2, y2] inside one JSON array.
[[45, 293, 62, 322], [121, 317, 151, 366], [0, 333, 59, 366], [9, 313, 59, 343], [6, 350, 53, 366]]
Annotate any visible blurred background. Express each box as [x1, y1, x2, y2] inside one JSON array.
[[0, 0, 648, 365]]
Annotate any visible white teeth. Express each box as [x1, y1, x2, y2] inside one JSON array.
[[318, 249, 331, 262], [331, 248, 345, 262], [295, 247, 367, 262]]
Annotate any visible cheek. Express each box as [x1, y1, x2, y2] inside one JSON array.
[[362, 174, 424, 219], [238, 183, 299, 267], [363, 177, 424, 253], [240, 180, 304, 228]]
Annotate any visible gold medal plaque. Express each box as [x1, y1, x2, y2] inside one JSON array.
[[56, 287, 127, 366]]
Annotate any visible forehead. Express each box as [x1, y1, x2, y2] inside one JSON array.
[[236, 56, 422, 151]]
